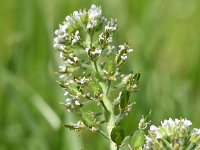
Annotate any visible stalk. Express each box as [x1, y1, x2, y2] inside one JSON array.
[[100, 82, 116, 150]]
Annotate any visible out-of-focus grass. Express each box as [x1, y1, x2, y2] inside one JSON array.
[[0, 0, 200, 149]]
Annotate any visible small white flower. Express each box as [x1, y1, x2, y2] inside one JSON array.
[[60, 52, 65, 59], [87, 19, 97, 29], [65, 15, 74, 25], [84, 48, 89, 53], [99, 33, 104, 40], [108, 45, 115, 49], [91, 48, 102, 55], [66, 59, 74, 65], [59, 65, 66, 72], [119, 45, 125, 50], [121, 54, 127, 60], [88, 4, 102, 19], [54, 37, 61, 43], [73, 57, 79, 62], [127, 49, 134, 53], [138, 116, 149, 130], [107, 37, 112, 43], [59, 23, 69, 32], [183, 119, 192, 127], [65, 98, 71, 105], [122, 73, 132, 84], [105, 26, 116, 31], [75, 100, 81, 106], [105, 19, 117, 32], [91, 127, 98, 132], [64, 91, 69, 96], [65, 79, 74, 85], [75, 76, 89, 84], [73, 11, 81, 22], [54, 44, 66, 51], [60, 74, 66, 79], [71, 30, 80, 45]]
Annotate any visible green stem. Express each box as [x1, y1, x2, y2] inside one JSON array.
[[117, 145, 120, 150], [93, 61, 103, 81], [97, 129, 110, 140], [94, 61, 99, 73], [186, 142, 195, 150], [100, 100, 109, 113], [162, 138, 172, 150], [106, 80, 111, 96], [99, 82, 116, 150]]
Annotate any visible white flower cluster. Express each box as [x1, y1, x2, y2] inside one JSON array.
[[190, 128, 200, 146], [53, 5, 103, 52], [64, 98, 82, 112], [99, 19, 117, 47], [85, 47, 102, 61], [54, 4, 137, 115], [87, 5, 102, 29], [143, 118, 200, 150], [115, 43, 134, 67]]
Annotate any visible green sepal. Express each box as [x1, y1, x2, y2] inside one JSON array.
[[82, 112, 95, 128], [86, 81, 102, 99], [66, 82, 80, 95], [105, 60, 115, 74], [111, 126, 125, 146], [131, 130, 145, 150]]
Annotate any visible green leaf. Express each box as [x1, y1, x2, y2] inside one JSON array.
[[131, 130, 145, 150], [111, 126, 125, 145]]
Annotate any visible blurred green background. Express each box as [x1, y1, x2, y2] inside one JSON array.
[[0, 0, 200, 149]]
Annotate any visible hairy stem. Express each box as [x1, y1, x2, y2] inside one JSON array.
[[99, 82, 116, 150]]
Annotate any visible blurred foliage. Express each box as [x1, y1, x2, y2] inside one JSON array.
[[0, 0, 200, 149]]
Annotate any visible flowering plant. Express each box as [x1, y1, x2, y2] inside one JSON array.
[[53, 4, 200, 150], [144, 118, 200, 150]]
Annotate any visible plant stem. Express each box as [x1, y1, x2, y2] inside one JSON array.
[[106, 80, 111, 96], [99, 82, 116, 150], [93, 61, 103, 81], [100, 100, 109, 113], [186, 142, 195, 150], [98, 129, 110, 140], [162, 138, 172, 150]]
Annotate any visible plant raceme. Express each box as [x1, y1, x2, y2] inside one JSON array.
[[53, 4, 200, 150], [143, 118, 200, 150]]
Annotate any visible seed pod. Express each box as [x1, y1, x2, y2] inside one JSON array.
[[115, 43, 132, 67], [120, 90, 130, 110], [127, 73, 140, 92], [111, 126, 125, 146], [85, 46, 102, 61], [131, 130, 145, 150]]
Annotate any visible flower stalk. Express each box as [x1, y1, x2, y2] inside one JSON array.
[[53, 4, 139, 150]]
